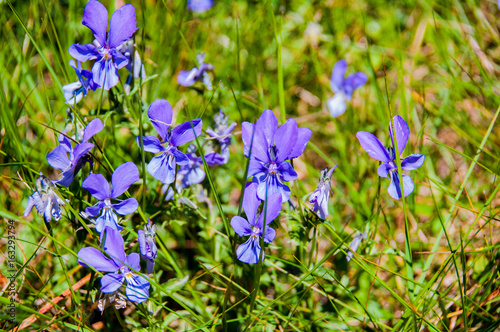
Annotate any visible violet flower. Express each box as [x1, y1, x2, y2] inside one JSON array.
[[241, 109, 311, 202], [205, 110, 236, 166], [137, 99, 202, 184], [356, 115, 425, 200], [177, 54, 214, 90], [69, 0, 138, 90], [138, 219, 157, 274], [177, 145, 205, 188], [309, 166, 337, 220], [24, 173, 65, 222], [78, 227, 150, 303], [187, 0, 214, 12], [62, 60, 97, 105], [230, 183, 282, 264], [82, 162, 139, 233], [47, 118, 103, 187], [328, 60, 367, 118]]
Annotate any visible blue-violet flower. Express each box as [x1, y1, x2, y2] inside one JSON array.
[[138, 219, 157, 274], [328, 60, 367, 117], [62, 60, 98, 105], [24, 173, 65, 222], [309, 166, 336, 220], [177, 54, 214, 90]]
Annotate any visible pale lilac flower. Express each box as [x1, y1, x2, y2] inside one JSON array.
[[138, 219, 157, 274], [69, 0, 138, 90], [62, 60, 97, 105], [47, 118, 103, 187], [205, 110, 236, 166], [187, 0, 214, 12], [178, 145, 205, 188], [177, 54, 214, 90], [356, 115, 425, 200], [346, 232, 366, 262], [24, 173, 65, 222], [78, 227, 150, 303], [241, 109, 311, 202], [309, 166, 336, 220], [82, 162, 139, 233], [230, 183, 282, 264], [328, 60, 367, 117], [137, 99, 202, 184]]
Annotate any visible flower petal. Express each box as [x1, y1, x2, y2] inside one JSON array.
[[92, 58, 119, 90], [241, 122, 270, 162], [147, 99, 173, 141], [255, 109, 278, 147], [137, 135, 166, 153], [78, 247, 120, 272], [102, 226, 126, 266], [83, 174, 111, 200], [277, 161, 297, 182], [356, 131, 391, 162], [327, 93, 347, 118], [112, 198, 138, 215], [330, 60, 347, 93], [401, 154, 425, 171], [63, 82, 84, 105], [147, 153, 176, 184], [241, 182, 260, 225], [231, 216, 252, 237], [47, 145, 70, 171], [256, 192, 282, 227], [377, 163, 393, 178], [108, 4, 138, 48], [94, 209, 122, 233], [236, 237, 261, 265], [85, 203, 103, 217], [177, 68, 198, 86], [263, 226, 276, 243], [82, 0, 108, 46], [172, 149, 189, 166], [100, 273, 124, 293], [256, 177, 291, 202], [288, 127, 312, 159], [387, 172, 415, 200], [274, 119, 298, 163], [389, 115, 410, 157], [187, 0, 214, 12], [82, 118, 104, 143], [170, 119, 203, 147], [125, 274, 150, 303], [68, 43, 99, 62], [125, 253, 141, 271], [111, 162, 139, 198], [343, 72, 367, 99]]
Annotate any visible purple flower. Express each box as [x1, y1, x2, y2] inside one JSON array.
[[230, 183, 282, 264], [205, 110, 236, 166], [328, 60, 367, 118], [138, 219, 157, 274], [356, 115, 425, 200], [137, 99, 203, 184], [62, 60, 97, 105], [69, 0, 138, 90], [24, 173, 65, 222], [78, 227, 150, 303], [309, 166, 336, 220], [117, 39, 146, 80], [241, 109, 312, 202], [82, 162, 139, 233], [346, 232, 365, 262], [177, 54, 214, 90], [187, 0, 214, 12], [177, 145, 205, 188], [47, 118, 104, 187]]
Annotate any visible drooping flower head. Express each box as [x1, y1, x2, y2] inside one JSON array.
[[78, 227, 150, 303], [230, 183, 282, 264], [241, 110, 311, 202], [356, 115, 425, 200], [47, 118, 104, 187], [116, 39, 146, 93], [177, 144, 205, 188], [24, 173, 65, 222], [346, 232, 366, 262], [177, 53, 214, 90], [187, 0, 214, 12], [82, 162, 139, 233], [328, 60, 367, 118], [309, 166, 337, 220], [138, 219, 157, 274], [62, 60, 98, 105], [69, 0, 138, 90], [137, 99, 203, 185], [205, 110, 236, 166]]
